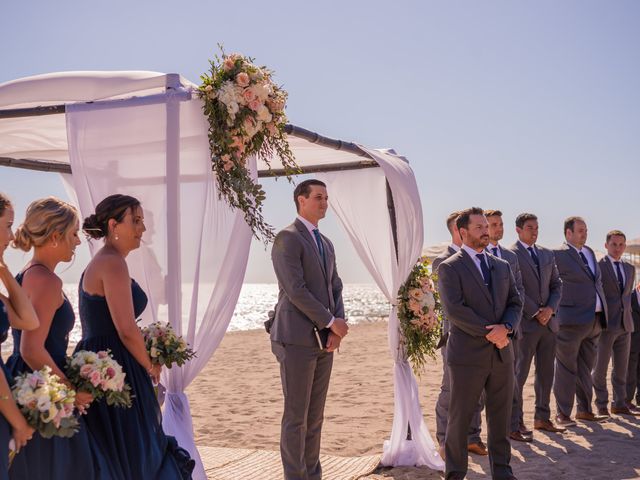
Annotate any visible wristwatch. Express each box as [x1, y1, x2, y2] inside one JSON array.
[[504, 322, 513, 334]]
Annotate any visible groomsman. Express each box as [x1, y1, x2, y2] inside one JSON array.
[[626, 284, 640, 412], [434, 211, 487, 458], [593, 231, 638, 416], [484, 210, 527, 442], [270, 179, 349, 480], [508, 213, 565, 438], [553, 216, 608, 426], [438, 207, 522, 480]]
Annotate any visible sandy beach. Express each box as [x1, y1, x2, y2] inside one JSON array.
[[188, 321, 640, 479]]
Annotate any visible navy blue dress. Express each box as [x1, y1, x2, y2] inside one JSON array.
[[0, 301, 12, 480], [7, 269, 115, 480], [76, 273, 193, 480]]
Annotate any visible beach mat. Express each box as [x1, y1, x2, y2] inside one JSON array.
[[200, 446, 380, 480]]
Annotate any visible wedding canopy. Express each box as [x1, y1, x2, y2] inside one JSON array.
[[0, 71, 443, 478]]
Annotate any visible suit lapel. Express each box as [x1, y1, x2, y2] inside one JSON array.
[[565, 243, 594, 281], [460, 249, 493, 304], [294, 219, 327, 278], [515, 242, 540, 280], [603, 257, 619, 293], [624, 262, 634, 293]]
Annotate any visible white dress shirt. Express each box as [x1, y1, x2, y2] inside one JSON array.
[[449, 244, 461, 253], [462, 244, 488, 278], [296, 215, 334, 327], [568, 243, 603, 312], [607, 255, 626, 287], [487, 242, 502, 258]]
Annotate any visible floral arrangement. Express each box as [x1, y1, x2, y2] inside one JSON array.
[[141, 322, 196, 368], [11, 366, 79, 439], [397, 256, 443, 375], [66, 350, 132, 408], [198, 46, 299, 242]]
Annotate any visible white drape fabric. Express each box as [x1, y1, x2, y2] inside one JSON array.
[[319, 147, 443, 470], [65, 93, 252, 480]]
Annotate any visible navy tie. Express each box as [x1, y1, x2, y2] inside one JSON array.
[[614, 261, 624, 292], [476, 253, 492, 288], [579, 251, 595, 280], [312, 229, 326, 266], [528, 246, 540, 268], [491, 247, 499, 257]]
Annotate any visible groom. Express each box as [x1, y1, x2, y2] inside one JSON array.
[[270, 179, 349, 480]]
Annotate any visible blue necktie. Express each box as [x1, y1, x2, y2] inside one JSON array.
[[476, 253, 492, 288], [614, 261, 624, 292], [492, 247, 499, 257], [528, 246, 540, 268], [579, 251, 595, 280], [312, 229, 326, 266]]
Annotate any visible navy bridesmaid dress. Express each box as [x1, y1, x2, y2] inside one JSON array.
[[0, 301, 12, 480], [76, 273, 193, 480], [6, 268, 115, 480]]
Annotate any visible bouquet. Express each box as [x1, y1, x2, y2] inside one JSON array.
[[11, 366, 79, 439], [198, 45, 299, 242], [66, 350, 132, 408], [397, 256, 443, 375], [141, 322, 196, 368]]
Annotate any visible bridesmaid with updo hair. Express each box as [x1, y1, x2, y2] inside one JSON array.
[[0, 193, 38, 480], [7, 196, 115, 480], [78, 194, 193, 479]]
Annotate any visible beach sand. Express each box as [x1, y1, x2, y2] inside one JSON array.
[[188, 321, 640, 479]]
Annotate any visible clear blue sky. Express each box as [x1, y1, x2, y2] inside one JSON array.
[[1, 1, 639, 283]]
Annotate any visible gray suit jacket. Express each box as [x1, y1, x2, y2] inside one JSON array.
[[438, 249, 523, 365], [599, 257, 635, 332], [488, 246, 524, 334], [432, 245, 458, 339], [510, 242, 563, 333], [632, 290, 640, 332], [553, 243, 608, 327], [270, 219, 345, 347]]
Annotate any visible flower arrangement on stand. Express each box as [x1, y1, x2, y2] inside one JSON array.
[[397, 256, 443, 375], [141, 322, 196, 368], [66, 350, 132, 408], [198, 46, 300, 242]]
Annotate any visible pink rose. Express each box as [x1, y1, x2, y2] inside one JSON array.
[[236, 72, 250, 87], [242, 88, 255, 103], [97, 351, 109, 359], [248, 99, 261, 111], [80, 364, 94, 377], [266, 122, 277, 136], [106, 367, 116, 379], [223, 57, 236, 71], [89, 370, 102, 387]]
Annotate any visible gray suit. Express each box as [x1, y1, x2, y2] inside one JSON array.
[[553, 243, 608, 417], [270, 219, 344, 480], [509, 242, 562, 429], [438, 249, 523, 480], [627, 291, 640, 403], [433, 246, 483, 446], [593, 258, 636, 409]]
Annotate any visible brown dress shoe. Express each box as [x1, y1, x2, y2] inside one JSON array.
[[555, 413, 577, 427], [575, 411, 608, 422], [597, 407, 611, 417], [467, 441, 488, 455], [518, 423, 533, 436], [534, 419, 566, 433], [510, 431, 533, 443], [611, 406, 640, 416]]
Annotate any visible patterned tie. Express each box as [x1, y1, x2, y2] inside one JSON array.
[[476, 253, 492, 288], [579, 251, 595, 280], [312, 228, 326, 266], [614, 261, 624, 292]]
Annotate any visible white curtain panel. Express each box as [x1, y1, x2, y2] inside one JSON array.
[[65, 95, 252, 480], [319, 147, 443, 470]]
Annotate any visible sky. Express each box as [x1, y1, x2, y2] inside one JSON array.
[[1, 0, 639, 283]]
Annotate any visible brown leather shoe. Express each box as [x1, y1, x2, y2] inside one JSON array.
[[510, 431, 533, 443], [467, 441, 488, 455], [611, 406, 640, 416], [597, 407, 611, 417], [534, 419, 566, 433], [518, 423, 533, 436], [575, 411, 608, 422], [555, 413, 577, 427]]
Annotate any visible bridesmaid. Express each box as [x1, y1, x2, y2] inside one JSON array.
[[7, 197, 114, 479], [0, 194, 38, 480], [78, 194, 193, 480]]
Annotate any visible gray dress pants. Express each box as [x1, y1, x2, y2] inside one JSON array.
[[593, 328, 631, 409]]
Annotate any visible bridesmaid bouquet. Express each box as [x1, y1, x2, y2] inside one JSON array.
[[66, 350, 132, 408], [141, 322, 196, 368], [11, 366, 79, 438]]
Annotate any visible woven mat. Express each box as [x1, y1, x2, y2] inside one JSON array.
[[200, 446, 381, 480]]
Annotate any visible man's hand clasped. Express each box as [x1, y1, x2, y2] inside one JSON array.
[[328, 318, 348, 352], [485, 324, 510, 349], [534, 306, 553, 326]]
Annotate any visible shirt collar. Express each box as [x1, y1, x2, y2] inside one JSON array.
[[567, 242, 583, 254], [449, 243, 461, 252], [607, 255, 622, 265], [519, 239, 535, 250], [462, 243, 485, 260], [297, 215, 318, 235]]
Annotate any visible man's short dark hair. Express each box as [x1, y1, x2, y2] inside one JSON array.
[[294, 179, 326, 211], [483, 209, 503, 218], [515, 213, 538, 229], [564, 216, 585, 235], [446, 211, 460, 234], [606, 229, 626, 243], [456, 207, 485, 231]]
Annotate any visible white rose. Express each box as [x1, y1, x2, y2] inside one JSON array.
[[257, 105, 272, 123]]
